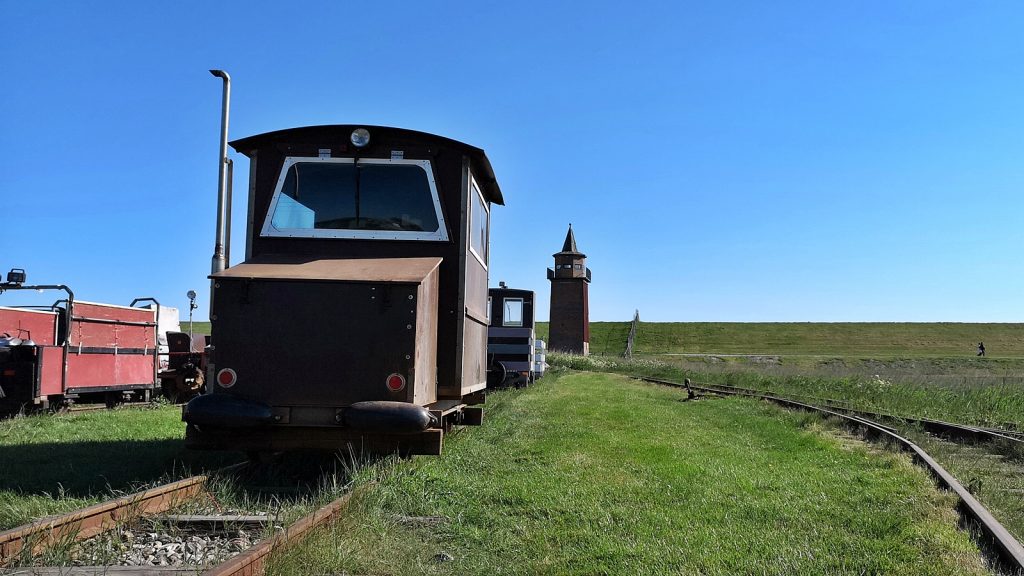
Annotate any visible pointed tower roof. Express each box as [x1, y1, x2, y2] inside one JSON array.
[[554, 224, 586, 257]]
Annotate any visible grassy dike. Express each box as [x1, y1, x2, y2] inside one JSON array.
[[268, 370, 991, 576], [534, 322, 1024, 357]]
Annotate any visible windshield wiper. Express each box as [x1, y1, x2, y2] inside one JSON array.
[[353, 157, 362, 228]]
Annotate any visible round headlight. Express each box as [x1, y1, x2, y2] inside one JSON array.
[[350, 128, 371, 148]]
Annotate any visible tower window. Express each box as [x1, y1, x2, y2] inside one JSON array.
[[574, 264, 583, 270]]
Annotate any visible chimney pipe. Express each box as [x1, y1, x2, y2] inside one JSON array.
[[210, 69, 231, 278], [225, 158, 234, 267], [209, 69, 231, 314]]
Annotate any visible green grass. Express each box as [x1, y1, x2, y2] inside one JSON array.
[[0, 405, 234, 530], [550, 354, 1024, 548], [535, 322, 629, 356], [553, 353, 1024, 431], [903, 429, 1024, 543], [268, 370, 991, 575], [537, 321, 1024, 357], [181, 320, 210, 335]]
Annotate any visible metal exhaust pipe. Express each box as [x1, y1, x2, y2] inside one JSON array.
[[210, 69, 231, 277], [225, 158, 233, 267]]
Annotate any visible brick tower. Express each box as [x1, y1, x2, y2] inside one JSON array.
[[547, 224, 591, 355]]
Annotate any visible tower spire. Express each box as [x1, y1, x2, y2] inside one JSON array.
[[562, 224, 577, 253], [556, 223, 584, 257]]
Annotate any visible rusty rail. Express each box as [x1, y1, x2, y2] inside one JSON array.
[[2, 458, 355, 576], [202, 491, 355, 576], [0, 462, 247, 566], [683, 380, 1024, 445], [0, 476, 208, 564], [638, 376, 1024, 571]]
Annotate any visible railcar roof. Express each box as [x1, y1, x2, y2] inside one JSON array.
[[230, 124, 504, 205], [489, 287, 536, 298]]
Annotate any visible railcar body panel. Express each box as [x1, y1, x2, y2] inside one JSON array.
[[210, 257, 439, 410], [0, 307, 59, 346], [65, 302, 157, 391], [39, 346, 64, 396]]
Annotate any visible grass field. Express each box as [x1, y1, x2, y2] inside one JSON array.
[[554, 352, 1024, 431], [268, 370, 992, 576], [550, 354, 1024, 547], [0, 404, 235, 531], [535, 321, 1024, 357]]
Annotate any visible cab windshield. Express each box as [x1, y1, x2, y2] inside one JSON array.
[[263, 158, 446, 240]]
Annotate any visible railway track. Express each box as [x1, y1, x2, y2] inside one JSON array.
[[638, 376, 1024, 572], [662, 378, 1024, 445], [0, 462, 353, 576]]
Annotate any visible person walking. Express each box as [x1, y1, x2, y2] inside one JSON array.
[[977, 342, 986, 357]]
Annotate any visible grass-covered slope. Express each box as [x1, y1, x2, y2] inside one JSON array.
[[536, 321, 1024, 357], [269, 370, 989, 576], [635, 322, 1024, 357]]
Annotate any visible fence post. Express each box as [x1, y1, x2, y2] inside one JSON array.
[[624, 309, 640, 358]]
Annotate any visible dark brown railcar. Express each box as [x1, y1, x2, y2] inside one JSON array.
[[486, 286, 541, 388], [183, 125, 503, 455]]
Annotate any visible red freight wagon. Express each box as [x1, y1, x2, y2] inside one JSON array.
[[0, 272, 159, 413]]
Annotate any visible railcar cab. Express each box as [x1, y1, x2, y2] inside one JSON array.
[[486, 285, 544, 388], [183, 126, 503, 455]]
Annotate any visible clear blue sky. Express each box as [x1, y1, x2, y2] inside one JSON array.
[[2, 1, 1022, 322]]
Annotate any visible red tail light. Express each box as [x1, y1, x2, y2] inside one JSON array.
[[217, 368, 237, 388], [386, 373, 406, 392]]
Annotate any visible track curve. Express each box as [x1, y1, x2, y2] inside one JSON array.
[[638, 376, 1024, 572]]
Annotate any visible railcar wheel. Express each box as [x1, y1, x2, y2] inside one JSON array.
[[49, 396, 71, 413], [104, 392, 123, 409], [246, 450, 277, 464], [487, 361, 509, 388]]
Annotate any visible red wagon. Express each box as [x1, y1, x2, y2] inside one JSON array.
[[0, 271, 159, 413]]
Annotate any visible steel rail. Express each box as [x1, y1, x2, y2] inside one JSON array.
[[0, 478, 205, 565], [638, 376, 1024, 571], [669, 379, 1024, 445], [3, 491, 357, 576], [201, 489, 357, 576], [0, 463, 246, 566]]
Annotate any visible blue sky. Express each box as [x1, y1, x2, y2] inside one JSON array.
[[2, 1, 1022, 321]]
